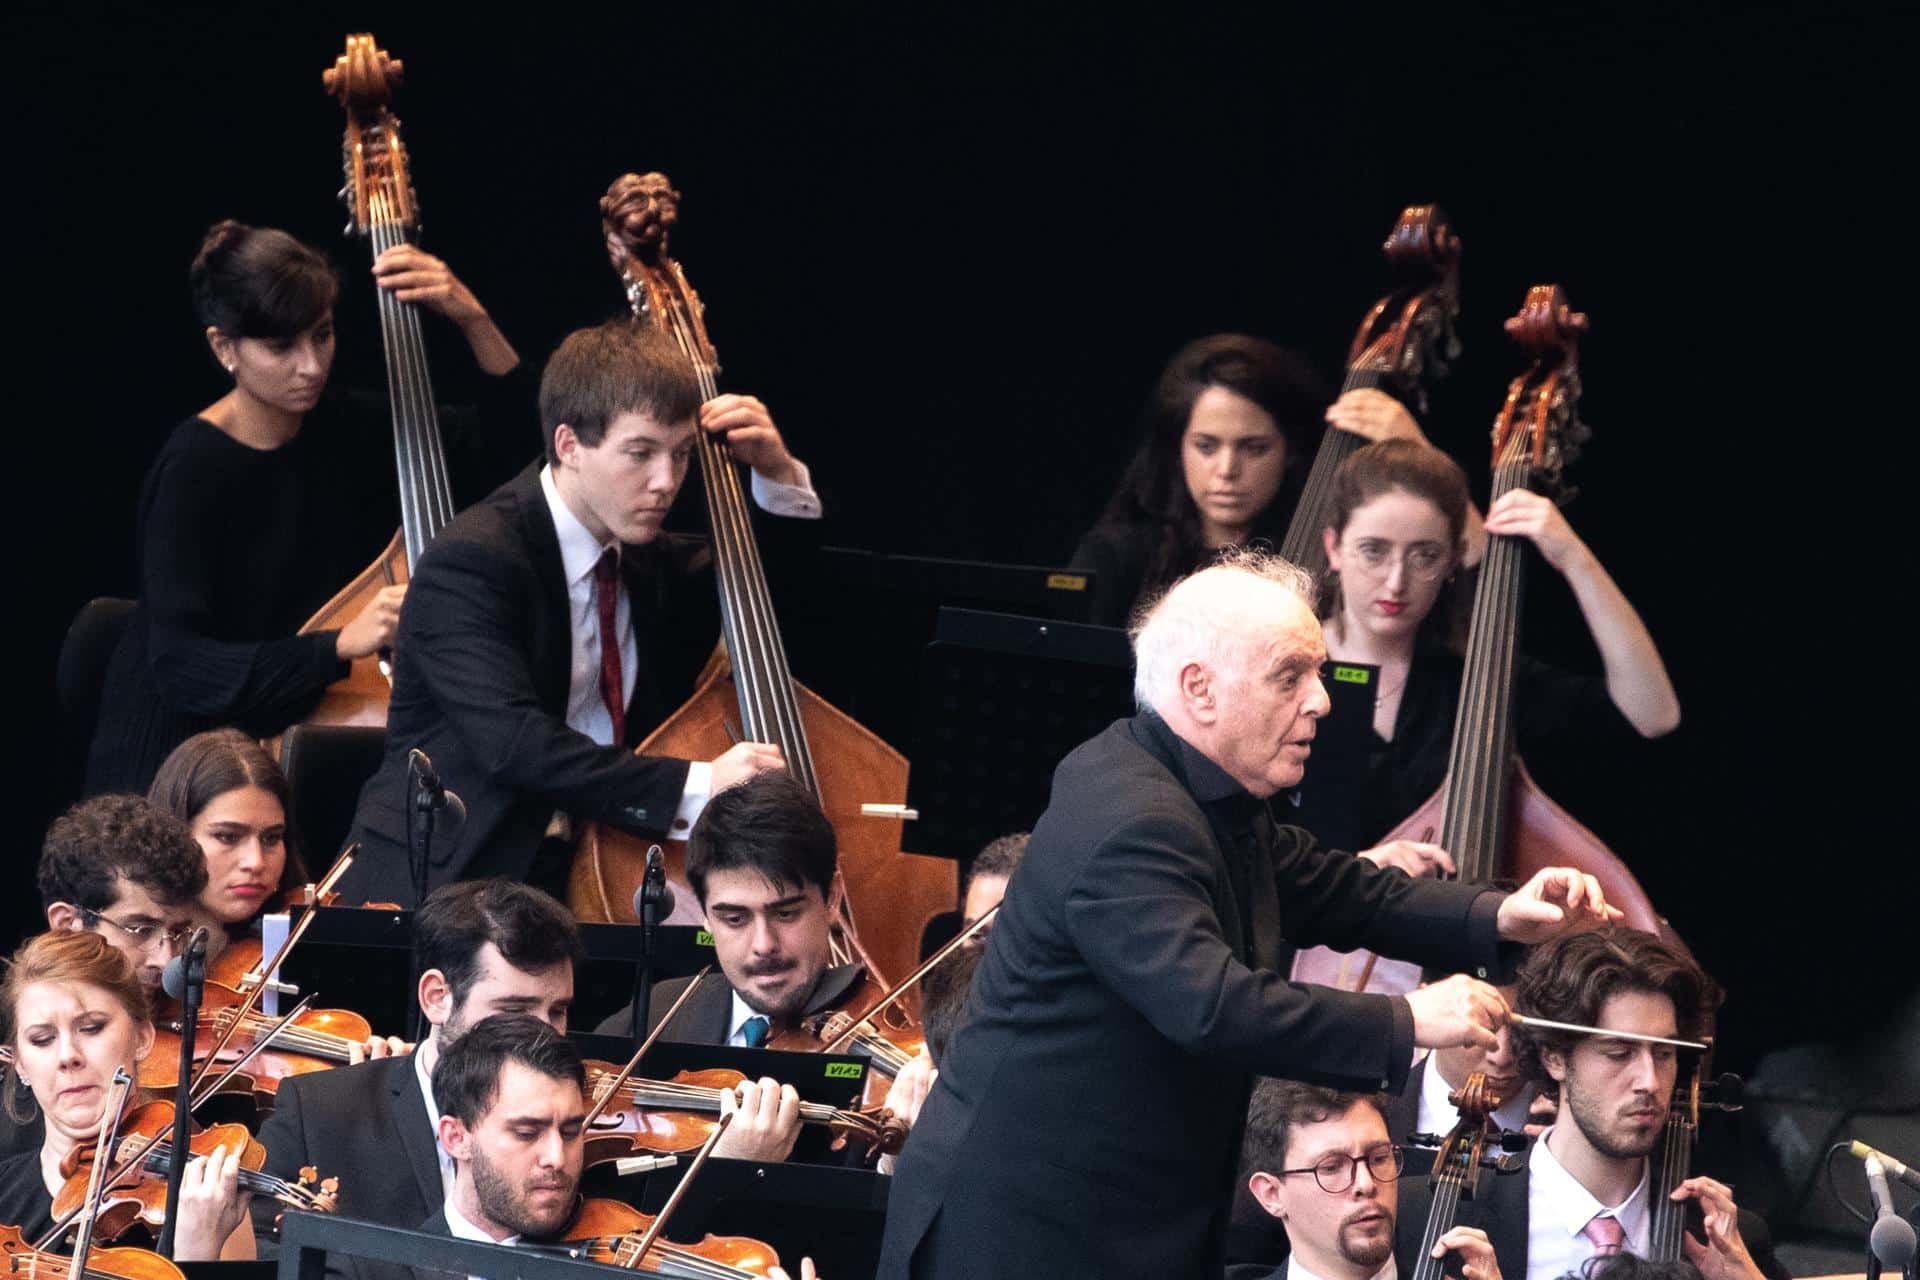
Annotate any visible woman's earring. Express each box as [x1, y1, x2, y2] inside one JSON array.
[[5, 1068, 36, 1126]]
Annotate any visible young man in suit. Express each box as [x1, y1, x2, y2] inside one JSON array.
[[253, 879, 580, 1251], [879, 548, 1627, 1280], [1231, 1078, 1503, 1280], [341, 320, 819, 906]]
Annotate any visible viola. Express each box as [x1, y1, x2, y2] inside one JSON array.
[[1292, 285, 1671, 994], [51, 1101, 338, 1243], [140, 981, 372, 1103], [0, 1224, 187, 1280], [559, 1196, 779, 1277], [1649, 1057, 1743, 1261], [581, 1065, 905, 1160], [1279, 205, 1463, 578], [1407, 1072, 1518, 1280], [566, 171, 956, 991]]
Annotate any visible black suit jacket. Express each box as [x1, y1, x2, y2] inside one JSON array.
[[878, 712, 1517, 1279], [340, 463, 717, 902]]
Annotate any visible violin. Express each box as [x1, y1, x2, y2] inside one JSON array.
[[558, 1197, 780, 1277], [1648, 1056, 1743, 1261], [0, 1224, 186, 1280], [141, 983, 372, 1104], [51, 1101, 338, 1243], [581, 1065, 905, 1160], [1407, 1072, 1522, 1280], [1279, 205, 1463, 578]]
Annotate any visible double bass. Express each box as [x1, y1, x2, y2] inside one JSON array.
[[1292, 286, 1667, 994], [1279, 205, 1463, 579], [567, 172, 956, 990], [291, 34, 464, 728]]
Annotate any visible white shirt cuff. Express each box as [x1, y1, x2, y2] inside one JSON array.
[[750, 460, 822, 518], [673, 761, 714, 836]]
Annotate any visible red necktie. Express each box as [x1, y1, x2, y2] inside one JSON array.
[[593, 548, 626, 745]]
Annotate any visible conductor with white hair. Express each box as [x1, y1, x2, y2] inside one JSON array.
[[879, 549, 1622, 1280]]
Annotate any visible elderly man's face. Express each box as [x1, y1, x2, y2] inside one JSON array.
[[1205, 593, 1330, 796]]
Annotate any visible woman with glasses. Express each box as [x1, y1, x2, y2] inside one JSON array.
[[1292, 439, 1679, 857]]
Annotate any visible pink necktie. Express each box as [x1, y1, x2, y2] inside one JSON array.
[[1582, 1213, 1625, 1259]]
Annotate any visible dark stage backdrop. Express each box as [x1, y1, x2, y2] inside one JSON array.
[[3, 4, 1903, 1070]]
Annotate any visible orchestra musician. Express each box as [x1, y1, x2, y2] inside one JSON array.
[[251, 879, 577, 1246], [147, 728, 304, 941], [878, 549, 1622, 1278], [338, 320, 818, 906], [84, 221, 522, 797], [1290, 438, 1679, 855], [1394, 931, 1788, 1280], [957, 833, 1025, 951], [1070, 335, 1467, 629], [0, 931, 254, 1259], [1230, 1078, 1504, 1280]]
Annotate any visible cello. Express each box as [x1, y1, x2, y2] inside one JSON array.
[[289, 34, 464, 729], [1407, 1072, 1523, 1280], [1292, 286, 1667, 994], [567, 172, 956, 990], [1649, 1055, 1743, 1262], [1278, 206, 1463, 579]]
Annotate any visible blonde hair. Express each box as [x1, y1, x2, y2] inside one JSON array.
[[2, 931, 151, 1046]]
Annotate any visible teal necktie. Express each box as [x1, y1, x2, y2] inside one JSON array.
[[741, 1015, 770, 1048]]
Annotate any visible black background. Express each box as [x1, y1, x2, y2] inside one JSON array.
[[3, 4, 1905, 1076]]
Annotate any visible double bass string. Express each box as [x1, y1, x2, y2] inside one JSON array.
[[368, 185, 452, 567]]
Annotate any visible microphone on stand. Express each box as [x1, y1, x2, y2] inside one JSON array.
[[156, 928, 211, 1259], [407, 748, 464, 1041], [627, 846, 674, 1046], [1860, 1152, 1918, 1279]]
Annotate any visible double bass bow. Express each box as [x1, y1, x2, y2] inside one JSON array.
[[1279, 205, 1463, 579], [1293, 286, 1667, 994], [291, 34, 464, 729], [567, 172, 956, 991]]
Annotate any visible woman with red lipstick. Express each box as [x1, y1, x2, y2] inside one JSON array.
[[85, 220, 522, 796], [1072, 334, 1451, 629], [0, 931, 254, 1259], [148, 729, 304, 936], [1290, 439, 1679, 855]]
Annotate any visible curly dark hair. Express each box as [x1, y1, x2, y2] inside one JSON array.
[[1513, 930, 1723, 1100], [1240, 1077, 1388, 1179], [966, 833, 1028, 892], [38, 795, 208, 912]]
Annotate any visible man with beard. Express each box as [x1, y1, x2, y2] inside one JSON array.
[[1232, 1078, 1502, 1280], [1396, 931, 1788, 1280], [253, 879, 580, 1251]]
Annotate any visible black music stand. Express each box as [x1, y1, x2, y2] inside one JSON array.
[[278, 1211, 611, 1280], [633, 1157, 892, 1279]]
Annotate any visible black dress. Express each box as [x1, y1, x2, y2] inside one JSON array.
[[0, 1148, 57, 1246], [85, 370, 535, 797]]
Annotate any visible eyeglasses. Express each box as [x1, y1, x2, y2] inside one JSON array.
[[83, 912, 194, 953], [1278, 1144, 1405, 1193], [1345, 540, 1450, 583]]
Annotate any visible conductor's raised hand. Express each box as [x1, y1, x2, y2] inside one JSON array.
[[702, 394, 803, 487], [1495, 867, 1623, 943], [710, 741, 786, 793], [1405, 974, 1508, 1053]]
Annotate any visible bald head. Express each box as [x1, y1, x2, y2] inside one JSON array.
[[1131, 550, 1330, 796]]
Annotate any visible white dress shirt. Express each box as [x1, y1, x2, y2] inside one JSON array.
[[726, 991, 771, 1047], [538, 463, 820, 836], [414, 1042, 455, 1198], [1415, 1058, 1538, 1137], [1285, 1251, 1397, 1280], [1525, 1125, 1651, 1280], [441, 1193, 520, 1246]]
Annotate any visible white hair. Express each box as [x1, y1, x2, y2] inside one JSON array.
[[1130, 547, 1317, 713]]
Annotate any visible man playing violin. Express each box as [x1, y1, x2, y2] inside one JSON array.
[[37, 796, 207, 995], [1396, 931, 1787, 1280], [1232, 1079, 1503, 1280], [879, 549, 1625, 1279], [339, 320, 820, 907]]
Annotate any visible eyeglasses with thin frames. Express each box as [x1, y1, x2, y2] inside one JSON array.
[[1278, 1144, 1405, 1193], [1345, 540, 1450, 583], [83, 911, 193, 953]]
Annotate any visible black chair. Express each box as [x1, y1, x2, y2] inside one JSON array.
[[55, 596, 136, 799], [277, 723, 386, 866]]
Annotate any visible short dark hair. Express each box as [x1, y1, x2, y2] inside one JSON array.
[[920, 944, 981, 1065], [431, 1013, 586, 1128], [148, 728, 308, 892], [538, 319, 704, 465], [686, 772, 837, 905], [1589, 1255, 1705, 1280], [1241, 1079, 1388, 1178], [1514, 930, 1723, 1100], [966, 833, 1028, 890], [39, 795, 208, 912], [191, 220, 338, 340], [415, 880, 583, 1009]]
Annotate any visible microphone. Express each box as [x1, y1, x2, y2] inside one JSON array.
[[160, 928, 211, 1001], [1863, 1155, 1918, 1270], [1856, 1141, 1920, 1194], [631, 850, 677, 921], [611, 1154, 678, 1177], [408, 749, 467, 825]]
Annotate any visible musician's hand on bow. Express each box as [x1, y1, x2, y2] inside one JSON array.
[[702, 394, 804, 487], [336, 583, 406, 660], [1672, 1176, 1767, 1280], [1359, 840, 1455, 878], [712, 1076, 802, 1164], [711, 741, 787, 793], [1432, 1226, 1503, 1280], [1495, 867, 1622, 943], [883, 1052, 938, 1129], [1325, 388, 1430, 447], [1406, 974, 1508, 1054]]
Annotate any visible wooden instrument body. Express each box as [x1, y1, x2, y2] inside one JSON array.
[[141, 983, 368, 1103], [569, 662, 955, 992], [563, 1197, 779, 1277], [293, 531, 406, 727], [0, 1223, 187, 1280], [1289, 756, 1663, 994]]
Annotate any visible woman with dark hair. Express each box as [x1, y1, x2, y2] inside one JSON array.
[[148, 728, 304, 934], [1289, 438, 1680, 858], [1071, 334, 1449, 627], [84, 221, 523, 795]]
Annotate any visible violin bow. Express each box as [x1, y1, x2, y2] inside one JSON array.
[[55, 1069, 132, 1261], [819, 905, 997, 1054], [583, 966, 711, 1129], [622, 1110, 735, 1272]]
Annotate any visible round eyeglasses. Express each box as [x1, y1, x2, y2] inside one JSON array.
[[1278, 1144, 1405, 1193]]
